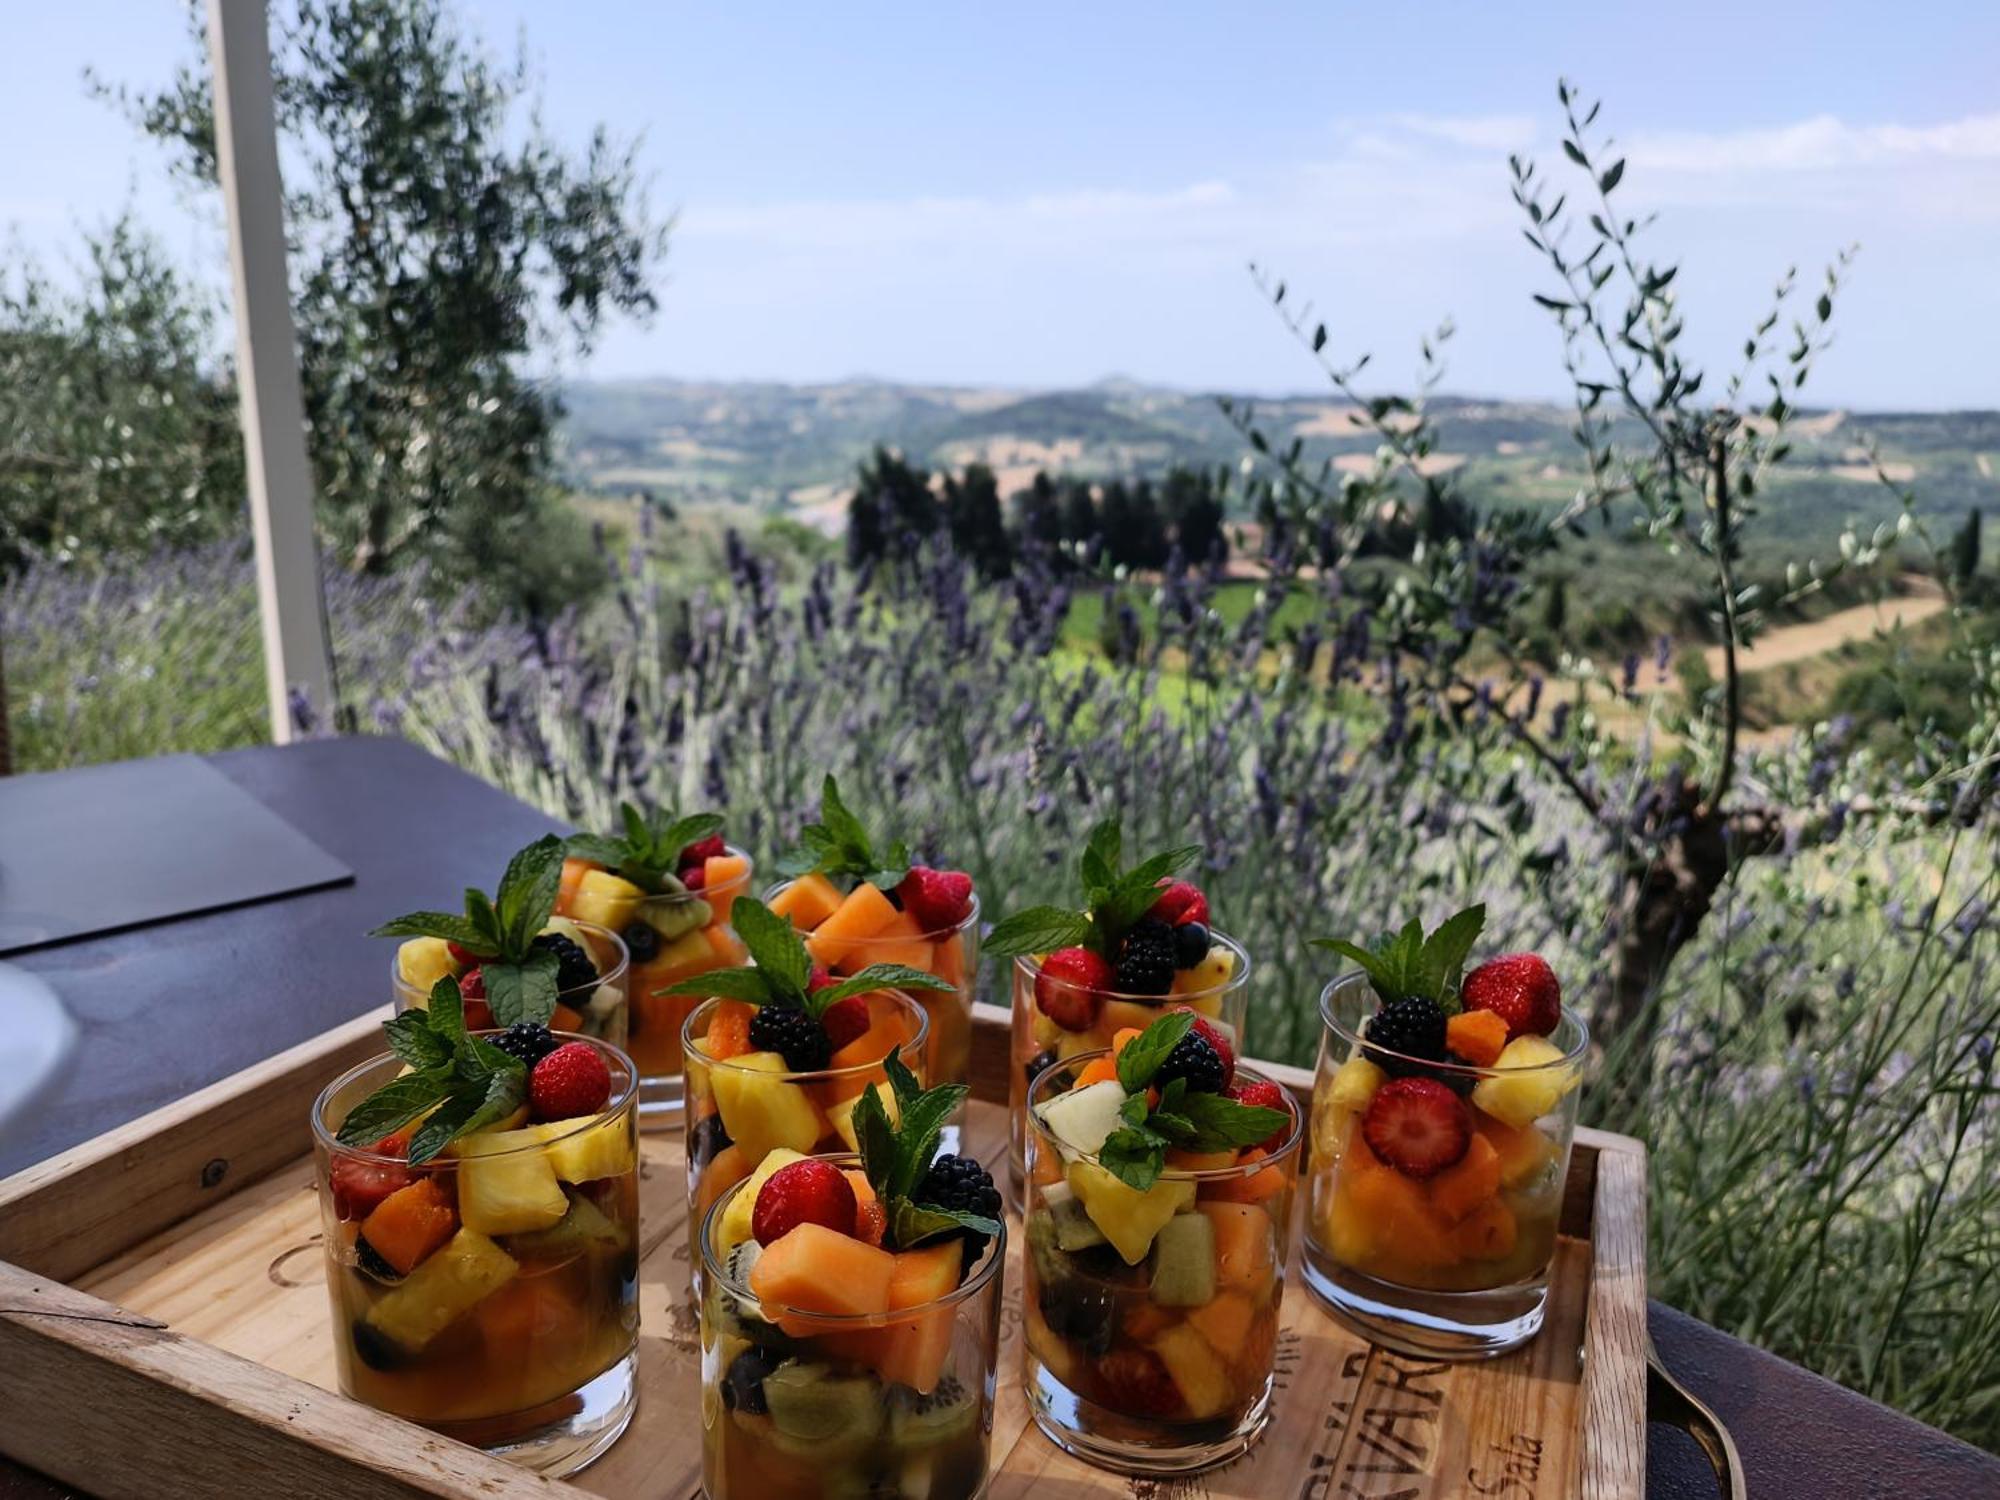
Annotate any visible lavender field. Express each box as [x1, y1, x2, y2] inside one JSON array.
[[8, 530, 1998, 1447]]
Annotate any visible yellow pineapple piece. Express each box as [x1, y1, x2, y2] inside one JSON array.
[[569, 868, 646, 931], [365, 1228, 518, 1351], [1470, 1036, 1578, 1128], [827, 1082, 900, 1153], [1150, 1322, 1235, 1418], [534, 1114, 634, 1183], [397, 937, 461, 992], [716, 1148, 808, 1250], [711, 1052, 828, 1162], [1066, 1160, 1195, 1264], [451, 1127, 570, 1234]]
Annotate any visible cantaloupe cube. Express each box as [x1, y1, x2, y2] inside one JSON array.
[[705, 924, 747, 965], [769, 872, 843, 931], [1453, 1197, 1518, 1261], [806, 883, 900, 969], [1198, 1201, 1277, 1293], [844, 910, 933, 973], [1185, 1290, 1255, 1356], [824, 1241, 963, 1392], [702, 853, 752, 924], [750, 1223, 897, 1334], [1428, 1133, 1500, 1223], [1341, 1163, 1454, 1269], [558, 857, 597, 912], [1199, 1148, 1286, 1205], [930, 935, 967, 989], [696, 1144, 752, 1227]]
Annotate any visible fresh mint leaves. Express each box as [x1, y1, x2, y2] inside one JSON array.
[[986, 816, 1200, 959], [1312, 903, 1487, 1013], [565, 802, 722, 893], [853, 1053, 1001, 1252], [775, 775, 912, 890], [655, 895, 952, 1018], [1087, 1011, 1290, 1192], [372, 833, 570, 1026], [336, 977, 530, 1164]]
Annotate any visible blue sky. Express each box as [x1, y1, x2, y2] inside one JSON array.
[[6, 2, 1999, 407]]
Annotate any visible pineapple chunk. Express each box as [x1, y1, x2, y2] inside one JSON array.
[[452, 1128, 570, 1234], [1470, 1036, 1579, 1128], [570, 868, 646, 931], [1327, 1055, 1387, 1112], [1149, 1322, 1235, 1418], [1171, 944, 1236, 998], [711, 1052, 828, 1162], [535, 1114, 634, 1183], [365, 1228, 518, 1351], [1066, 1160, 1195, 1264], [716, 1148, 808, 1250], [827, 1082, 900, 1153], [397, 937, 461, 993]]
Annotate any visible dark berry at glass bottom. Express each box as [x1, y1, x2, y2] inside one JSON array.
[[1021, 1050, 1301, 1474], [698, 1154, 1002, 1499], [312, 1036, 641, 1476]]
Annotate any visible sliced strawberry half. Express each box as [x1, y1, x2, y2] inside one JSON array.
[[1361, 1077, 1471, 1179], [1034, 946, 1111, 1031]]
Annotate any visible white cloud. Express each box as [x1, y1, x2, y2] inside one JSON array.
[[1629, 112, 2000, 173], [1380, 112, 1539, 153]]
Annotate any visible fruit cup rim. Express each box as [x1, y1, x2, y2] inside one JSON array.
[[310, 1029, 639, 1165], [678, 988, 934, 1081], [1317, 969, 1590, 1078], [1026, 1047, 1306, 1177], [759, 875, 982, 944], [645, 840, 757, 907], [388, 916, 632, 1003], [1009, 927, 1253, 1005], [700, 1149, 1007, 1320]]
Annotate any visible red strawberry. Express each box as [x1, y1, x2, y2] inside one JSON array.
[[446, 941, 483, 969], [820, 994, 871, 1051], [1149, 879, 1209, 928], [854, 1194, 888, 1247], [1461, 953, 1562, 1039], [463, 999, 495, 1031], [456, 967, 493, 1029], [752, 1159, 857, 1245], [1362, 1077, 1471, 1179], [1224, 1078, 1291, 1150], [1035, 947, 1112, 1031], [899, 866, 975, 931], [1096, 1347, 1183, 1416], [1167, 1005, 1236, 1087], [459, 967, 486, 1000], [807, 966, 835, 992], [329, 1124, 417, 1220], [530, 1041, 612, 1121], [680, 863, 708, 891], [681, 834, 728, 867]]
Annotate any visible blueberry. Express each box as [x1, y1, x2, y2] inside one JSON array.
[[1025, 1048, 1057, 1090], [350, 1320, 407, 1372], [1173, 921, 1211, 970], [723, 1345, 782, 1414], [690, 1112, 732, 1170], [621, 920, 660, 965], [354, 1236, 404, 1286], [1039, 1281, 1117, 1358]]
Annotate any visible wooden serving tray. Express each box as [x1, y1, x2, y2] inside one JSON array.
[[0, 1004, 1647, 1499]]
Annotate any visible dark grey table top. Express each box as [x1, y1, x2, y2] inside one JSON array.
[[3, 738, 1995, 1498]]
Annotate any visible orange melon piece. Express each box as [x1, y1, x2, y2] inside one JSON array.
[[1111, 1027, 1144, 1055], [558, 857, 597, 912], [1428, 1133, 1501, 1223], [751, 1223, 897, 1335], [704, 1001, 755, 1061], [1198, 1202, 1277, 1293], [1166, 1148, 1237, 1172], [1073, 1055, 1120, 1089], [1343, 1162, 1455, 1268], [1476, 1115, 1556, 1188], [827, 1241, 963, 1392], [846, 909, 934, 973], [1453, 1197, 1518, 1261], [1123, 1301, 1174, 1340], [1446, 1009, 1509, 1068], [806, 883, 900, 969], [694, 1144, 751, 1223], [929, 936, 966, 989], [702, 853, 752, 923], [769, 872, 843, 931], [361, 1177, 458, 1275], [1185, 1290, 1254, 1354], [550, 1003, 584, 1032], [477, 1274, 583, 1356], [826, 1005, 913, 1072], [1200, 1148, 1285, 1205], [704, 924, 747, 965]]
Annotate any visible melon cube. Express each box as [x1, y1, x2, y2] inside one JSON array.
[[769, 871, 844, 931], [750, 1222, 897, 1334], [805, 883, 900, 969]]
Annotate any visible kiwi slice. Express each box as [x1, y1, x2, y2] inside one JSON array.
[[1051, 1195, 1109, 1253], [1148, 1211, 1217, 1307], [643, 885, 710, 941], [762, 1360, 884, 1457], [501, 1190, 627, 1261], [888, 1373, 978, 1453], [708, 1242, 792, 1352]]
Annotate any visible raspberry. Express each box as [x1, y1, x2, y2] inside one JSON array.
[[1035, 947, 1111, 1031], [1097, 1347, 1182, 1416], [1363, 996, 1449, 1076], [1167, 1005, 1235, 1086], [680, 863, 708, 891], [898, 866, 975, 931], [748, 1003, 831, 1071], [530, 932, 599, 995], [1361, 1077, 1471, 1178], [1155, 1031, 1226, 1093], [1113, 918, 1178, 996], [819, 994, 871, 1052], [529, 1041, 612, 1121], [1461, 953, 1562, 1038], [752, 1158, 857, 1245], [492, 1021, 558, 1066], [1149, 879, 1210, 928], [1224, 1079, 1292, 1150], [620, 920, 660, 965], [681, 833, 728, 867], [459, 967, 487, 1000]]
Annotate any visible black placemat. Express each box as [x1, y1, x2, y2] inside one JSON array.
[[0, 753, 352, 954]]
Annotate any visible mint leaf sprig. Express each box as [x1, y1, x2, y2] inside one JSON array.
[[1089, 1011, 1291, 1193], [852, 1052, 1002, 1252], [565, 801, 722, 893], [655, 895, 953, 1019], [985, 816, 1200, 961], [372, 834, 570, 1027], [774, 774, 911, 891], [337, 977, 528, 1164], [1311, 903, 1486, 1014]]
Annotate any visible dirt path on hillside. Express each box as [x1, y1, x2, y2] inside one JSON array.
[[1699, 580, 1946, 679]]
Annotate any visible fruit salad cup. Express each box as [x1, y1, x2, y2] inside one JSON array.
[[766, 872, 978, 1129], [312, 1033, 641, 1475], [683, 989, 933, 1260], [698, 1153, 1003, 1500], [1008, 931, 1251, 1193], [1021, 1042, 1300, 1474], [393, 921, 631, 1048], [1303, 970, 1587, 1358], [558, 842, 754, 1119]]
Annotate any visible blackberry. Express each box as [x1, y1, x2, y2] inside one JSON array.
[[1362, 996, 1449, 1077], [1114, 918, 1178, 996], [1024, 1047, 1058, 1090], [492, 1020, 559, 1066], [530, 932, 599, 995], [350, 1319, 407, 1372], [748, 1002, 831, 1071], [689, 1111, 732, 1170], [1038, 1280, 1117, 1357], [620, 920, 660, 965], [918, 1154, 1002, 1221], [1173, 920, 1211, 970], [722, 1345, 783, 1414], [1155, 1031, 1226, 1094]]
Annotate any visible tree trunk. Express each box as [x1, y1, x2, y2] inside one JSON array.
[[0, 631, 11, 775]]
